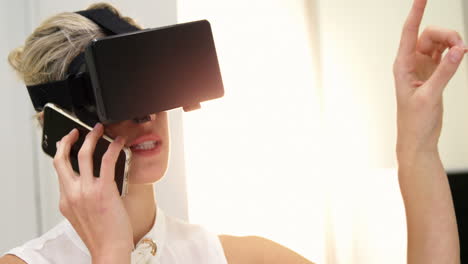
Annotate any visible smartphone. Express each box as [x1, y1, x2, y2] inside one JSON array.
[[84, 20, 224, 123], [42, 103, 131, 196]]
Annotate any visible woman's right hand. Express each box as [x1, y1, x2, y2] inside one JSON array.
[[53, 123, 133, 264]]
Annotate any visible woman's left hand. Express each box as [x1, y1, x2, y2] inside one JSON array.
[[394, 0, 467, 160], [394, 1, 466, 263]]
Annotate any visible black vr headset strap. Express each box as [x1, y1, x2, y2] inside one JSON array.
[[77, 8, 140, 35], [27, 80, 73, 112], [67, 8, 140, 75], [26, 72, 92, 112]]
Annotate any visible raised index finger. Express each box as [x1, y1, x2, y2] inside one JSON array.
[[398, 0, 428, 57]]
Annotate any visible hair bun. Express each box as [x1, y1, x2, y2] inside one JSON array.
[[8, 47, 24, 75]]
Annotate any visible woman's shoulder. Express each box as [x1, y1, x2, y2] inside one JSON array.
[[161, 214, 314, 264], [218, 235, 315, 264], [0, 254, 26, 264], [1, 220, 90, 264], [218, 235, 269, 264]]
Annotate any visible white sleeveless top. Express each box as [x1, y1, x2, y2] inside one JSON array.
[[3, 208, 228, 264]]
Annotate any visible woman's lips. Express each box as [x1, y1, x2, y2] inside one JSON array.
[[128, 134, 162, 157]]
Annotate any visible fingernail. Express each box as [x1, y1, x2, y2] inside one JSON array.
[[94, 123, 102, 130], [115, 136, 125, 144], [56, 141, 60, 148], [450, 47, 463, 63]]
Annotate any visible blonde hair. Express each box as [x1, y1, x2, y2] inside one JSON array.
[[9, 3, 142, 86]]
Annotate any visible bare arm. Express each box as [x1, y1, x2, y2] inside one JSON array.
[[398, 153, 459, 263], [0, 255, 27, 264], [219, 235, 314, 264], [394, 0, 466, 262], [0, 253, 127, 264]]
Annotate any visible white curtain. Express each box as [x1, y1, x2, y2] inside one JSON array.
[[179, 0, 326, 262], [179, 0, 468, 263]]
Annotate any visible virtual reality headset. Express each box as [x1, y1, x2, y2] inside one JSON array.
[[26, 8, 224, 125]]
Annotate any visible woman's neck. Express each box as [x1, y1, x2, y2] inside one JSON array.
[[121, 184, 157, 246]]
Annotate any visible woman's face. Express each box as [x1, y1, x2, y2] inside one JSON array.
[[104, 112, 170, 185]]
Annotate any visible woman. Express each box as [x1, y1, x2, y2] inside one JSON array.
[[0, 0, 465, 263]]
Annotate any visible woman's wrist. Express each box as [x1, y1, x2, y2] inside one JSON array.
[[397, 150, 444, 180], [397, 147, 441, 172], [396, 138, 439, 164]]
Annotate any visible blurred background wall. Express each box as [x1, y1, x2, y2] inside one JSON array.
[[0, 0, 38, 254], [2, 0, 468, 263]]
